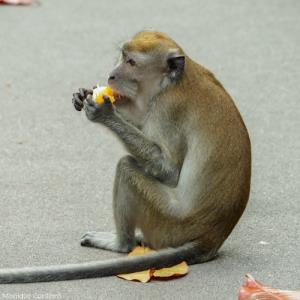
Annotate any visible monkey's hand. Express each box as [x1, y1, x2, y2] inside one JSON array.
[[72, 88, 93, 111], [84, 95, 115, 122]]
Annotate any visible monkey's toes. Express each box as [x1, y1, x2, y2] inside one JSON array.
[[80, 238, 91, 247], [80, 231, 97, 247]]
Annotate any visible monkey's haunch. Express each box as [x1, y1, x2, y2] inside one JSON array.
[[0, 243, 198, 283]]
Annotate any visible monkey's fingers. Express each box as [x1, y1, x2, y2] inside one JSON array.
[[103, 95, 112, 106], [72, 93, 84, 111], [78, 88, 87, 99], [85, 94, 101, 108], [79, 88, 93, 99], [87, 88, 94, 95]]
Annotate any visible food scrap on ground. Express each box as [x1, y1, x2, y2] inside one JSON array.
[[117, 246, 189, 283], [239, 274, 300, 300], [0, 0, 32, 5]]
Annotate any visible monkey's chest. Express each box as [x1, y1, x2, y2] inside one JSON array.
[[116, 100, 150, 129], [142, 115, 182, 154]]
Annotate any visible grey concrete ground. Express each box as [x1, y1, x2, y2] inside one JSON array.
[[0, 0, 299, 299]]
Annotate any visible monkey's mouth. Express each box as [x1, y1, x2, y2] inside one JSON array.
[[113, 91, 132, 104]]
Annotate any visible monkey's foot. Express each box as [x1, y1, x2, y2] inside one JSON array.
[[80, 231, 134, 253]]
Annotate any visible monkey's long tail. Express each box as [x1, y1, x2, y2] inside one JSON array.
[[0, 242, 206, 283]]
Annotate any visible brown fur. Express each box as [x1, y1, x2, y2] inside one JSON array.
[[113, 31, 251, 254], [0, 31, 251, 284], [123, 31, 183, 53]]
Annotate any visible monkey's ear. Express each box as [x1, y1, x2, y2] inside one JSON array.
[[167, 55, 185, 81]]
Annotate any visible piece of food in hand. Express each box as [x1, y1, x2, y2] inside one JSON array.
[[92, 86, 115, 104]]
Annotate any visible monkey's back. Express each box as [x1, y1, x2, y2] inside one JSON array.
[[142, 59, 251, 250]]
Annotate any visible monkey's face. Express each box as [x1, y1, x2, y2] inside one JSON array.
[[108, 48, 185, 102], [108, 50, 163, 101]]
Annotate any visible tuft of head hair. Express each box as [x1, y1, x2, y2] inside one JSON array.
[[123, 31, 183, 54]]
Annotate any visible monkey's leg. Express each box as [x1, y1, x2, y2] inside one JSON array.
[[110, 156, 200, 251], [80, 157, 141, 253]]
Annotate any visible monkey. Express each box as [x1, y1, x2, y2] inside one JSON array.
[[0, 31, 251, 283]]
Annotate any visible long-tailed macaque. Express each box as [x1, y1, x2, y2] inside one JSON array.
[[0, 31, 251, 283]]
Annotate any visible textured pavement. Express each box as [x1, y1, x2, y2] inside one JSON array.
[[0, 0, 299, 299]]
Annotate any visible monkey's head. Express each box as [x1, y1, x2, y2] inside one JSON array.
[[108, 31, 185, 102]]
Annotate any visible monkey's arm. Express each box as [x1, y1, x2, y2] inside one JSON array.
[[107, 115, 180, 186], [84, 97, 180, 186]]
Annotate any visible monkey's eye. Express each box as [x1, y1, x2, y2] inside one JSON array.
[[126, 58, 136, 66]]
